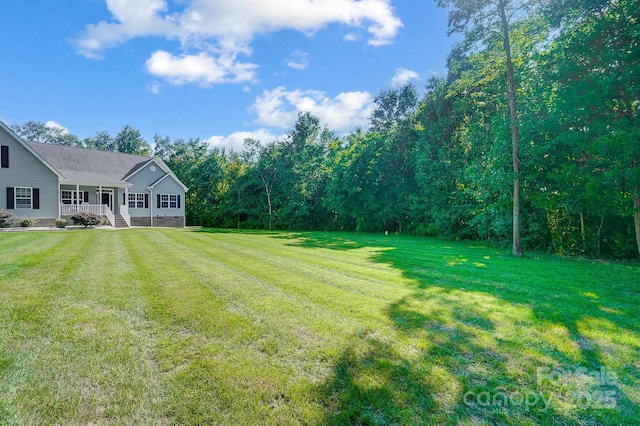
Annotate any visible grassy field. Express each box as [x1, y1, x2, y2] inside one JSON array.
[[0, 228, 638, 425]]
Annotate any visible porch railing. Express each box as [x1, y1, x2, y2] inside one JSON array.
[[60, 204, 115, 227], [104, 206, 115, 228], [120, 204, 131, 227]]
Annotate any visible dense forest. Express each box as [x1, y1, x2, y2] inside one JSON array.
[[11, 0, 639, 259]]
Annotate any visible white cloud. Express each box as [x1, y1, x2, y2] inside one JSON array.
[[44, 120, 69, 134], [285, 50, 309, 71], [206, 129, 280, 151], [74, 0, 402, 85], [344, 33, 360, 42], [145, 50, 258, 86], [390, 68, 419, 88], [147, 80, 161, 94], [74, 0, 174, 58], [251, 86, 374, 132]]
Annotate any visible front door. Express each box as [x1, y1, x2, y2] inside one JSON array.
[[98, 190, 113, 211]]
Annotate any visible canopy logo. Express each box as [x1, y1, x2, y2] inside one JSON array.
[[537, 366, 619, 410], [462, 366, 619, 412]]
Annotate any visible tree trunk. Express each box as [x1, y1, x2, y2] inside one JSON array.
[[634, 187, 640, 258], [595, 211, 605, 258], [266, 185, 273, 230], [579, 211, 586, 253], [260, 173, 273, 230], [499, 0, 522, 257]]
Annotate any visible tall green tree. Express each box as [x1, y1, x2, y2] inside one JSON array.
[[190, 149, 228, 226], [326, 86, 418, 232], [413, 77, 478, 238], [220, 152, 248, 229], [437, 0, 538, 255], [242, 138, 281, 230], [281, 112, 335, 229], [152, 134, 172, 159], [84, 130, 116, 151], [160, 138, 208, 225], [114, 125, 151, 155], [370, 84, 418, 133]]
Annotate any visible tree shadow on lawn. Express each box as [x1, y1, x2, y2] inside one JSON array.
[[279, 232, 640, 425]]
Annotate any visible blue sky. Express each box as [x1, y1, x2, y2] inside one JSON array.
[[0, 0, 457, 151]]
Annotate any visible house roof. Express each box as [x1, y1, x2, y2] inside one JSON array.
[[27, 141, 149, 186], [26, 141, 174, 187]]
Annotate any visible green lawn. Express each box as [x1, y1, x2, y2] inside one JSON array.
[[0, 228, 638, 425]]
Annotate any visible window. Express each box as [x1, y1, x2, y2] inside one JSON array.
[[160, 194, 178, 209], [6, 187, 38, 209], [1, 145, 8, 168], [128, 193, 146, 209], [61, 190, 86, 204], [15, 187, 32, 209]]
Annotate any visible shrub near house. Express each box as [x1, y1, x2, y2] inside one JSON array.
[[70, 212, 101, 228], [0, 210, 16, 228]]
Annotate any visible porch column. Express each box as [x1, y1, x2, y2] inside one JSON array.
[[99, 186, 103, 215], [149, 188, 153, 227], [57, 182, 61, 219], [76, 184, 80, 210]]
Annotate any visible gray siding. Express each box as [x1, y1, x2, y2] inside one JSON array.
[[153, 177, 185, 217], [121, 162, 162, 218], [121, 161, 185, 221], [0, 127, 59, 218]]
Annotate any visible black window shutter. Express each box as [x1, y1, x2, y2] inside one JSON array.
[[157, 194, 161, 209], [145, 194, 149, 208], [123, 193, 126, 205], [33, 189, 40, 209], [6, 187, 14, 209], [1, 146, 8, 168], [83, 191, 89, 203], [177, 195, 181, 209]]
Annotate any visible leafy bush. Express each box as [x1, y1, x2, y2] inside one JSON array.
[[0, 210, 16, 228], [70, 212, 101, 228], [409, 222, 441, 237], [55, 218, 67, 228], [20, 217, 38, 227]]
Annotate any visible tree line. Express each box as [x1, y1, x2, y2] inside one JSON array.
[[10, 121, 151, 156], [10, 0, 639, 258]]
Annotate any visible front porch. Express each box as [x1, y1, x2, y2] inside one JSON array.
[[59, 203, 131, 227], [59, 184, 131, 227]]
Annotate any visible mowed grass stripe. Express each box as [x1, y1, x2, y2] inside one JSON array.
[[53, 231, 168, 422]]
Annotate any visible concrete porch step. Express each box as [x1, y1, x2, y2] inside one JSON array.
[[114, 215, 129, 228]]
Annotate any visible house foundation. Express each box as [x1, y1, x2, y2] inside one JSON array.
[[131, 216, 185, 227]]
